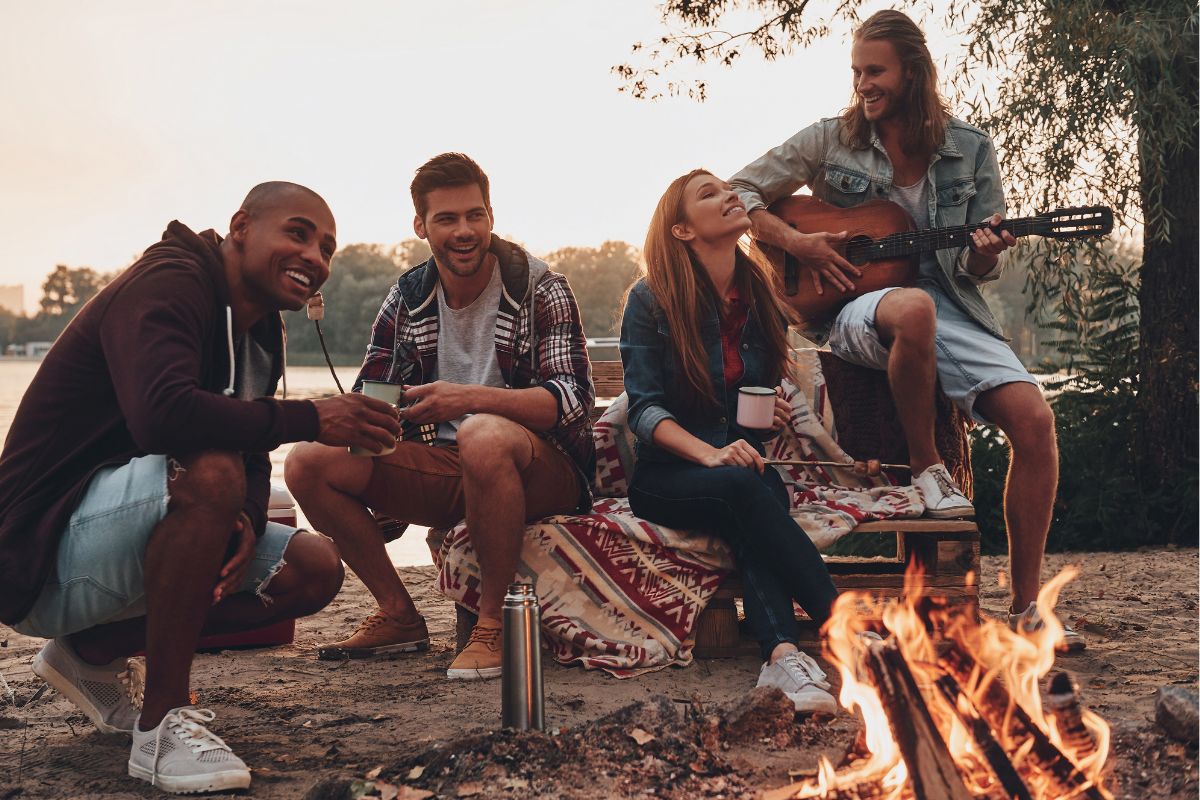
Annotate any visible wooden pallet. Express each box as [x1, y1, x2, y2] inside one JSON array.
[[693, 519, 979, 657]]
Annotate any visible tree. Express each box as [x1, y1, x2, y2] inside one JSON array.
[[282, 240, 431, 364], [39, 265, 109, 317], [617, 0, 1197, 541], [544, 241, 643, 339]]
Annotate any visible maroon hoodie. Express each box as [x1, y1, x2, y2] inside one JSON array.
[[0, 221, 320, 624]]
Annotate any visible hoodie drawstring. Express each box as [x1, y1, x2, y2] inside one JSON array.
[[222, 306, 235, 397]]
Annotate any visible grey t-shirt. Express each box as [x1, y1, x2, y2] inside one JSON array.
[[434, 265, 506, 442], [889, 177, 940, 283], [232, 333, 274, 401]]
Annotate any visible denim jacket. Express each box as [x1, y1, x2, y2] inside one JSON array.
[[620, 279, 778, 463], [730, 116, 1008, 343]]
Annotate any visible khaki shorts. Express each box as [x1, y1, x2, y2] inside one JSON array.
[[362, 431, 581, 530]]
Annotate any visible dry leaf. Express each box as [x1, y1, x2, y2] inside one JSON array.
[[396, 788, 433, 800], [406, 765, 425, 780], [629, 727, 655, 745], [503, 777, 529, 790], [374, 780, 399, 800], [302, 720, 313, 728], [455, 781, 484, 797], [365, 766, 383, 780]]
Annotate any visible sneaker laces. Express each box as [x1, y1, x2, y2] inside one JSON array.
[[354, 612, 390, 634], [928, 466, 960, 498], [465, 624, 502, 652], [150, 708, 232, 786], [777, 651, 831, 691], [120, 657, 145, 711]]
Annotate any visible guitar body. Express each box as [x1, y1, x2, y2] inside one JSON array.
[[749, 195, 921, 325]]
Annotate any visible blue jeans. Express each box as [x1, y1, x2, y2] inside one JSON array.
[[629, 461, 839, 660]]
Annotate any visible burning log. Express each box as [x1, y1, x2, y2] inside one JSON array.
[[933, 673, 1033, 800], [940, 642, 1111, 800], [862, 639, 973, 800], [1046, 671, 1098, 760]]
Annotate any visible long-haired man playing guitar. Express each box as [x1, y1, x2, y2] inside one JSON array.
[[730, 9, 1083, 651]]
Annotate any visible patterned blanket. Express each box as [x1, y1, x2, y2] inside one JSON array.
[[432, 349, 924, 676]]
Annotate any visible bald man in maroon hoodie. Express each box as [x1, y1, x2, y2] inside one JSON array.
[[0, 182, 402, 794]]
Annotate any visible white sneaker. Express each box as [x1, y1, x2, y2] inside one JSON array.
[[128, 707, 251, 794], [756, 651, 838, 715], [913, 464, 975, 519], [1009, 601, 1087, 653], [32, 638, 144, 734]]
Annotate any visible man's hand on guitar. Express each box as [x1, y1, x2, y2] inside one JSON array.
[[969, 213, 1017, 256], [966, 213, 1017, 276], [789, 230, 861, 295]]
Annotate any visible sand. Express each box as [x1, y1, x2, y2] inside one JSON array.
[[2, 548, 1197, 799]]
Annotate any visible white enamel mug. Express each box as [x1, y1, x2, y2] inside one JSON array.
[[736, 386, 776, 430], [349, 380, 403, 456]]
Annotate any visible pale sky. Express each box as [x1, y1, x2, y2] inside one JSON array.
[[1, 0, 961, 313]]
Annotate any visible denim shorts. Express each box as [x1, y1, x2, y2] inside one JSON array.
[[13, 454, 298, 639], [827, 285, 1037, 423]]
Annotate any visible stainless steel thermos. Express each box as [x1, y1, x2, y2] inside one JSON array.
[[501, 582, 544, 730]]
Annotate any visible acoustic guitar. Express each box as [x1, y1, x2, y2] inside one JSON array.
[[749, 195, 1113, 323]]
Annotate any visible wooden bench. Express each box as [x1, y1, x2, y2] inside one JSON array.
[[589, 359, 980, 657]]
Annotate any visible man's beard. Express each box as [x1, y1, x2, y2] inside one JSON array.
[[433, 241, 488, 278]]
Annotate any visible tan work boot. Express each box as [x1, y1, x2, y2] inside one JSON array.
[[317, 611, 429, 660], [446, 619, 502, 680]]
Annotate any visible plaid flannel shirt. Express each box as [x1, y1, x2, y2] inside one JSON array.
[[355, 237, 596, 511]]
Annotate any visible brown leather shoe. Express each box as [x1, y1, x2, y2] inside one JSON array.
[[446, 621, 502, 680], [317, 611, 429, 660]]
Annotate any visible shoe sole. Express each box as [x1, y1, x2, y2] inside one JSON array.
[[923, 506, 976, 520], [786, 691, 839, 716], [128, 761, 251, 793], [317, 639, 430, 661], [445, 666, 502, 680], [32, 650, 126, 735]]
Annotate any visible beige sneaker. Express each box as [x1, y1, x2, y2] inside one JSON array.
[[913, 464, 975, 519], [1009, 601, 1087, 653], [446, 621, 502, 680], [317, 611, 429, 660]]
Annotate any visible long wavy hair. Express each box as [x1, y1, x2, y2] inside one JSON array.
[[638, 169, 795, 414], [841, 10, 949, 158]]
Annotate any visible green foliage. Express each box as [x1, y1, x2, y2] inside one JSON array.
[[282, 241, 431, 365], [543, 241, 642, 338]]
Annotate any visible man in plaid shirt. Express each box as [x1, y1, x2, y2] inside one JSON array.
[[286, 153, 595, 680]]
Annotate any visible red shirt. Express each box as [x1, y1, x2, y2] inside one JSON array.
[[719, 286, 748, 387]]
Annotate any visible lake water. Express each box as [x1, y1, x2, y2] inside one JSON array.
[[0, 360, 433, 566]]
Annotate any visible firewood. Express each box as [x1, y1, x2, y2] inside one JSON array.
[[1046, 670, 1098, 759], [863, 640, 973, 800], [940, 642, 1111, 800], [933, 674, 1033, 800]]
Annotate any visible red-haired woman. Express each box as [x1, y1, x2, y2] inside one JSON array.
[[620, 169, 839, 714]]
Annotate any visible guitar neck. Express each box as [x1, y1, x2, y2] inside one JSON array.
[[846, 217, 1045, 263]]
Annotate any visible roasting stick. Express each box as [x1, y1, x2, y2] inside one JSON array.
[[764, 458, 910, 477]]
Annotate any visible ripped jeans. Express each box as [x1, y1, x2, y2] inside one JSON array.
[[12, 454, 296, 639]]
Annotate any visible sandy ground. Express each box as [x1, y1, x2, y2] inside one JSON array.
[[1, 548, 1197, 799]]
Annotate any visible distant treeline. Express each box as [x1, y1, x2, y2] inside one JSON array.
[[1, 239, 1132, 370]]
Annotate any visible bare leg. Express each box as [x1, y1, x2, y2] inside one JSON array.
[[69, 532, 343, 665], [285, 443, 420, 623], [974, 382, 1058, 611], [456, 415, 535, 622], [873, 288, 941, 474]]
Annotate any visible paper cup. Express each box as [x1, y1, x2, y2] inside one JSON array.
[[736, 386, 776, 430], [349, 380, 403, 457]]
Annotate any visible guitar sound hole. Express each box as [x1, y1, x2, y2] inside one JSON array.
[[846, 234, 874, 267]]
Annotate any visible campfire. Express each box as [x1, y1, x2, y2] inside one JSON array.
[[767, 567, 1112, 800]]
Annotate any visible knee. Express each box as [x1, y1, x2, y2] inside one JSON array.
[[880, 289, 935, 342], [1007, 397, 1057, 451], [457, 415, 524, 469], [284, 442, 331, 497], [168, 451, 244, 515], [281, 532, 344, 613]]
